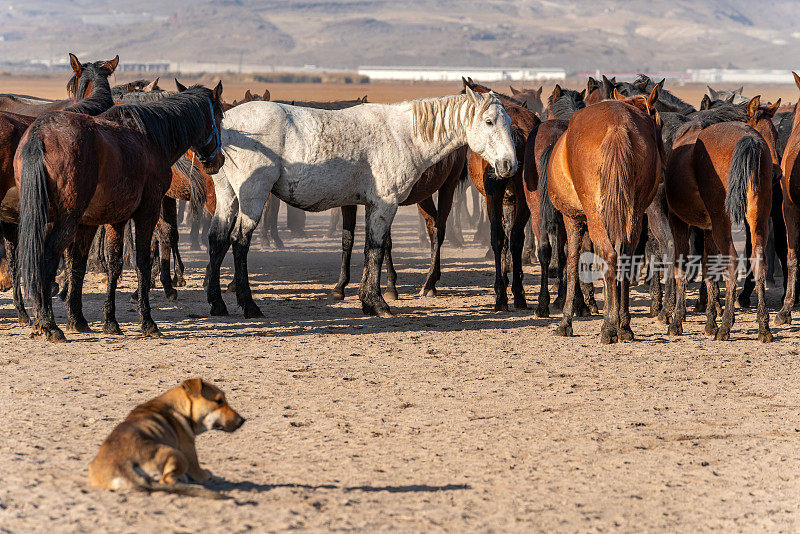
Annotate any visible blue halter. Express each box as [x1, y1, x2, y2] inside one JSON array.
[[196, 98, 222, 164]]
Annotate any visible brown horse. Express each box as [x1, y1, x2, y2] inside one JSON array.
[[330, 146, 467, 301], [509, 85, 544, 116], [464, 79, 540, 311], [548, 86, 663, 343], [16, 83, 225, 342], [0, 54, 118, 324], [775, 73, 800, 325], [666, 96, 780, 342]]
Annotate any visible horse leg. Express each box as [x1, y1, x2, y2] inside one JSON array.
[[358, 202, 397, 317], [552, 218, 567, 310], [711, 227, 737, 341], [1, 223, 29, 325], [383, 232, 398, 301], [509, 192, 530, 310], [645, 193, 675, 324], [690, 227, 708, 312], [327, 208, 341, 239], [668, 213, 690, 336], [33, 221, 77, 342], [161, 197, 185, 288], [418, 210, 430, 248], [534, 218, 552, 317], [772, 181, 788, 299], [447, 184, 465, 249], [133, 207, 162, 338], [206, 180, 238, 316], [596, 238, 619, 345], [554, 217, 582, 337], [418, 198, 440, 297], [189, 215, 202, 251], [578, 232, 597, 316], [425, 171, 460, 297], [487, 192, 508, 311], [701, 231, 719, 336], [64, 226, 96, 333], [501, 201, 514, 285], [331, 205, 357, 300], [776, 198, 799, 325], [737, 223, 753, 308], [102, 222, 125, 335], [231, 196, 267, 319], [267, 195, 283, 249], [751, 220, 772, 343]]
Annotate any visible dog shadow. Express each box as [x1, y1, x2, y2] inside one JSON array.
[[207, 477, 470, 496]]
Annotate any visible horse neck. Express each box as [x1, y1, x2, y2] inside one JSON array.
[[65, 79, 113, 116], [403, 99, 471, 171]]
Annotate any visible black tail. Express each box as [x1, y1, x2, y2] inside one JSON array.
[[538, 143, 557, 234], [173, 154, 206, 220], [725, 135, 763, 225], [18, 125, 49, 302]]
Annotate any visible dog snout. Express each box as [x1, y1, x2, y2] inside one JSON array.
[[235, 416, 245, 430]]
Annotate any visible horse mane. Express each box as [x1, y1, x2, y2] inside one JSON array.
[[103, 85, 215, 158], [547, 89, 585, 120], [110, 79, 158, 98], [411, 93, 493, 143], [64, 71, 114, 116], [674, 103, 748, 139], [624, 75, 696, 115]]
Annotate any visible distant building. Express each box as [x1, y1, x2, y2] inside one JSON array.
[[357, 66, 566, 82], [687, 69, 796, 84]]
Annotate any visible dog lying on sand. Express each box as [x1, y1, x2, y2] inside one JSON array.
[[89, 378, 245, 499]]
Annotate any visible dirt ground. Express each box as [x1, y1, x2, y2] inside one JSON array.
[[1, 205, 800, 532]]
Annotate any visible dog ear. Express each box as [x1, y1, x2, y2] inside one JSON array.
[[182, 378, 203, 396]]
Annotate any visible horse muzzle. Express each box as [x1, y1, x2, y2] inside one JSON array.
[[494, 158, 518, 178], [202, 153, 225, 175]]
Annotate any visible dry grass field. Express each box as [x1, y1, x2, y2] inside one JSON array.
[[1, 75, 799, 532]]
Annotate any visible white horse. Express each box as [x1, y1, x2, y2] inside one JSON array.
[[208, 87, 518, 317]]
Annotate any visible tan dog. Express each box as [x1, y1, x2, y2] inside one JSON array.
[[89, 378, 245, 499]]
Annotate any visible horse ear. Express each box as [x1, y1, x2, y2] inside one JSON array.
[[700, 94, 712, 110], [736, 86, 744, 95], [746, 95, 761, 118], [465, 85, 479, 104], [602, 75, 614, 98], [765, 98, 781, 118], [100, 55, 119, 75], [468, 77, 474, 84], [175, 78, 188, 92], [213, 80, 223, 102], [245, 89, 253, 100], [126, 82, 135, 93], [536, 86, 543, 97], [143, 77, 159, 91], [68, 53, 81, 76], [551, 84, 563, 101], [461, 76, 469, 89], [509, 85, 520, 95], [725, 93, 735, 104], [793, 71, 800, 91], [263, 89, 271, 101], [579, 89, 586, 99], [613, 88, 625, 101], [361, 95, 368, 102], [646, 83, 660, 109], [706, 85, 717, 99]]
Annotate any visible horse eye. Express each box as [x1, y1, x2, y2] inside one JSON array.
[[485, 119, 494, 126]]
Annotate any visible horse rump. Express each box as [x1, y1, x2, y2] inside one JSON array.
[[725, 134, 764, 226]]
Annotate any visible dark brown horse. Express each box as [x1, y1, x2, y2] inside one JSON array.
[[464, 79, 540, 311], [548, 87, 663, 342], [509, 85, 544, 116], [775, 73, 800, 325], [666, 96, 779, 342], [16, 83, 225, 342], [0, 54, 119, 324]]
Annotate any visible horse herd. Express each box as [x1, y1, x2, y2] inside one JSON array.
[[1, 54, 799, 345]]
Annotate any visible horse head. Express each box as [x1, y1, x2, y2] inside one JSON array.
[[463, 87, 518, 178], [66, 53, 119, 101]]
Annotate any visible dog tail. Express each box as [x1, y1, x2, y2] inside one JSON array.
[[120, 462, 228, 500], [725, 134, 764, 226], [599, 124, 636, 247]]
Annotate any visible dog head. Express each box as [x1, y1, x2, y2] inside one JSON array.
[[181, 378, 245, 433]]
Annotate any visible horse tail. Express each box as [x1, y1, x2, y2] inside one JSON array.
[[725, 134, 763, 226], [537, 143, 557, 235], [18, 124, 49, 302], [599, 125, 635, 247], [173, 152, 207, 220]]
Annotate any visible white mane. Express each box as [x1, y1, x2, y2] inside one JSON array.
[[411, 93, 494, 143]]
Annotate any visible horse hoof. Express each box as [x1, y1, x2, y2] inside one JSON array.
[[656, 312, 669, 325], [383, 290, 399, 301], [618, 327, 634, 342], [513, 297, 528, 310], [668, 324, 683, 336], [0, 280, 10, 292], [420, 288, 437, 298], [66, 321, 92, 334], [226, 280, 236, 293], [554, 324, 572, 337], [588, 304, 600, 315], [714, 330, 730, 341], [329, 290, 345, 301], [735, 296, 750, 309], [210, 302, 229, 316], [164, 289, 178, 301], [18, 314, 30, 326], [129, 291, 139, 303], [704, 323, 718, 337], [494, 302, 509, 312], [774, 312, 791, 326], [243, 303, 264, 319], [600, 329, 618, 344], [172, 275, 187, 288], [534, 306, 549, 318], [46, 328, 67, 343], [377, 309, 394, 318], [103, 322, 123, 335], [141, 324, 162, 338], [759, 330, 773, 343]]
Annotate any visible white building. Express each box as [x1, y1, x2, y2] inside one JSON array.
[[687, 69, 796, 84], [357, 66, 566, 82]]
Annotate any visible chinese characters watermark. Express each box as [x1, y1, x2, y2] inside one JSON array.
[[578, 252, 761, 284]]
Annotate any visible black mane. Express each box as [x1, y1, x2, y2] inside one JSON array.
[[103, 85, 215, 158], [547, 89, 585, 120], [64, 60, 115, 116], [111, 79, 158, 99]]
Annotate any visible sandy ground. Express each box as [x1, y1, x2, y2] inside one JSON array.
[[1, 206, 800, 532]]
